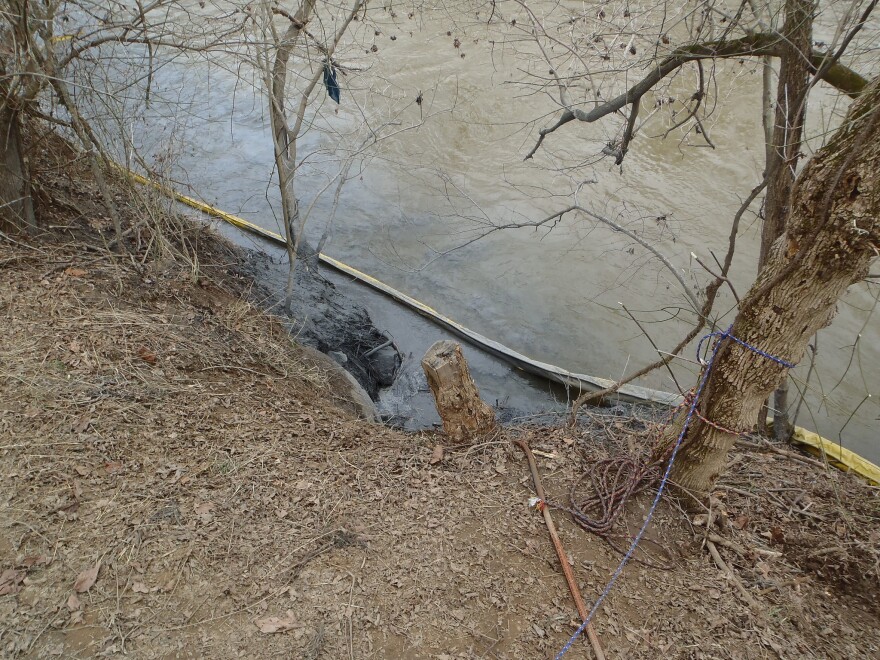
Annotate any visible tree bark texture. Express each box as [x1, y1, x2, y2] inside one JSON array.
[[761, 0, 815, 266], [668, 77, 880, 497], [0, 107, 35, 233], [760, 0, 816, 441], [422, 341, 496, 443]]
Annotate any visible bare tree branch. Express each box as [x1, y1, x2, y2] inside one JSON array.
[[525, 33, 869, 160], [568, 176, 767, 422]]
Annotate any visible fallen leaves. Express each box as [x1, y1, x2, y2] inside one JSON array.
[[137, 346, 158, 364], [20, 555, 51, 569], [67, 593, 84, 624], [71, 415, 91, 434], [131, 581, 150, 594], [195, 501, 215, 523], [0, 569, 24, 596], [732, 515, 750, 531], [73, 563, 101, 593], [769, 526, 786, 546], [255, 610, 297, 634], [104, 461, 123, 475]]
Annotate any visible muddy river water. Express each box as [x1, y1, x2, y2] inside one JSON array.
[[115, 2, 878, 461]]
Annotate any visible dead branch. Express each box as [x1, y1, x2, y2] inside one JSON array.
[[525, 34, 868, 160], [620, 303, 683, 393], [706, 539, 760, 610], [568, 177, 766, 423]]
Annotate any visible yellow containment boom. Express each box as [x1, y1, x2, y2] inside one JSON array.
[[121, 166, 880, 486], [790, 425, 880, 485]]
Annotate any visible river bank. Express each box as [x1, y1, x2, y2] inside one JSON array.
[[2, 148, 879, 658]]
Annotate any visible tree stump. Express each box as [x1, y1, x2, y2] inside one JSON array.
[[422, 340, 496, 443]]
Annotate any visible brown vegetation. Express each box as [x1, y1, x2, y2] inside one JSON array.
[[1, 150, 878, 658]]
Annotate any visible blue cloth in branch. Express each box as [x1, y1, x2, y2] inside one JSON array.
[[323, 63, 340, 104]]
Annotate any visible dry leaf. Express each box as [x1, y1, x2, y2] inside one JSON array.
[[769, 526, 785, 545], [64, 267, 88, 278], [429, 444, 444, 465], [194, 502, 215, 515], [67, 593, 81, 611], [104, 461, 123, 475], [59, 500, 79, 515], [136, 346, 158, 364], [131, 581, 150, 594], [0, 569, 24, 595], [255, 610, 297, 634], [20, 555, 50, 569], [87, 217, 112, 231], [73, 563, 100, 593], [72, 415, 91, 434]]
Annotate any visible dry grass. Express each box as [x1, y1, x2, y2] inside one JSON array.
[[1, 151, 879, 659]]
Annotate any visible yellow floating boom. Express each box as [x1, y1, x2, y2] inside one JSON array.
[[120, 165, 880, 486]]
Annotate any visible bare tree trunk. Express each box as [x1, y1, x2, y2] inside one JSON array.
[[0, 107, 36, 234], [667, 77, 880, 498], [262, 0, 360, 311], [0, 0, 36, 234], [264, 0, 316, 312], [759, 0, 815, 442], [757, 53, 775, 438]]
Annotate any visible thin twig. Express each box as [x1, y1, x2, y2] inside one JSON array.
[[706, 540, 760, 610], [620, 303, 683, 393]]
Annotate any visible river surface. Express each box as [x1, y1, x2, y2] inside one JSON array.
[[93, 1, 878, 461]]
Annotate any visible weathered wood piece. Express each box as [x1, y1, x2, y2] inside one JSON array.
[[422, 341, 496, 443]]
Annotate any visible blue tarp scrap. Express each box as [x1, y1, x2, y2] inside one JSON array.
[[323, 62, 340, 104]]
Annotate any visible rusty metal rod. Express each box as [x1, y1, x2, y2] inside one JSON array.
[[515, 439, 606, 660]]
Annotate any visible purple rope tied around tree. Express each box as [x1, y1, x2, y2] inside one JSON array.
[[555, 325, 795, 658]]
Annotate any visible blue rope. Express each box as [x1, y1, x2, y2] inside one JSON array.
[[697, 329, 795, 369], [555, 325, 794, 658]]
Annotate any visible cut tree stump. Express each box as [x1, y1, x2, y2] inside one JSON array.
[[422, 340, 496, 443]]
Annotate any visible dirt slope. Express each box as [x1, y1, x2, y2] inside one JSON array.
[[1, 162, 878, 659]]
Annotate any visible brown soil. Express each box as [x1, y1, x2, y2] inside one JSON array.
[[1, 150, 879, 659]]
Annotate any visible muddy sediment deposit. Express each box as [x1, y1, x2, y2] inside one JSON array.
[[240, 247, 400, 401]]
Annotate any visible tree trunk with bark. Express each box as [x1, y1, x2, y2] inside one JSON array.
[[759, 0, 816, 442], [667, 77, 880, 497], [262, 0, 360, 311], [422, 341, 496, 443], [0, 106, 35, 234], [264, 0, 316, 312]]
